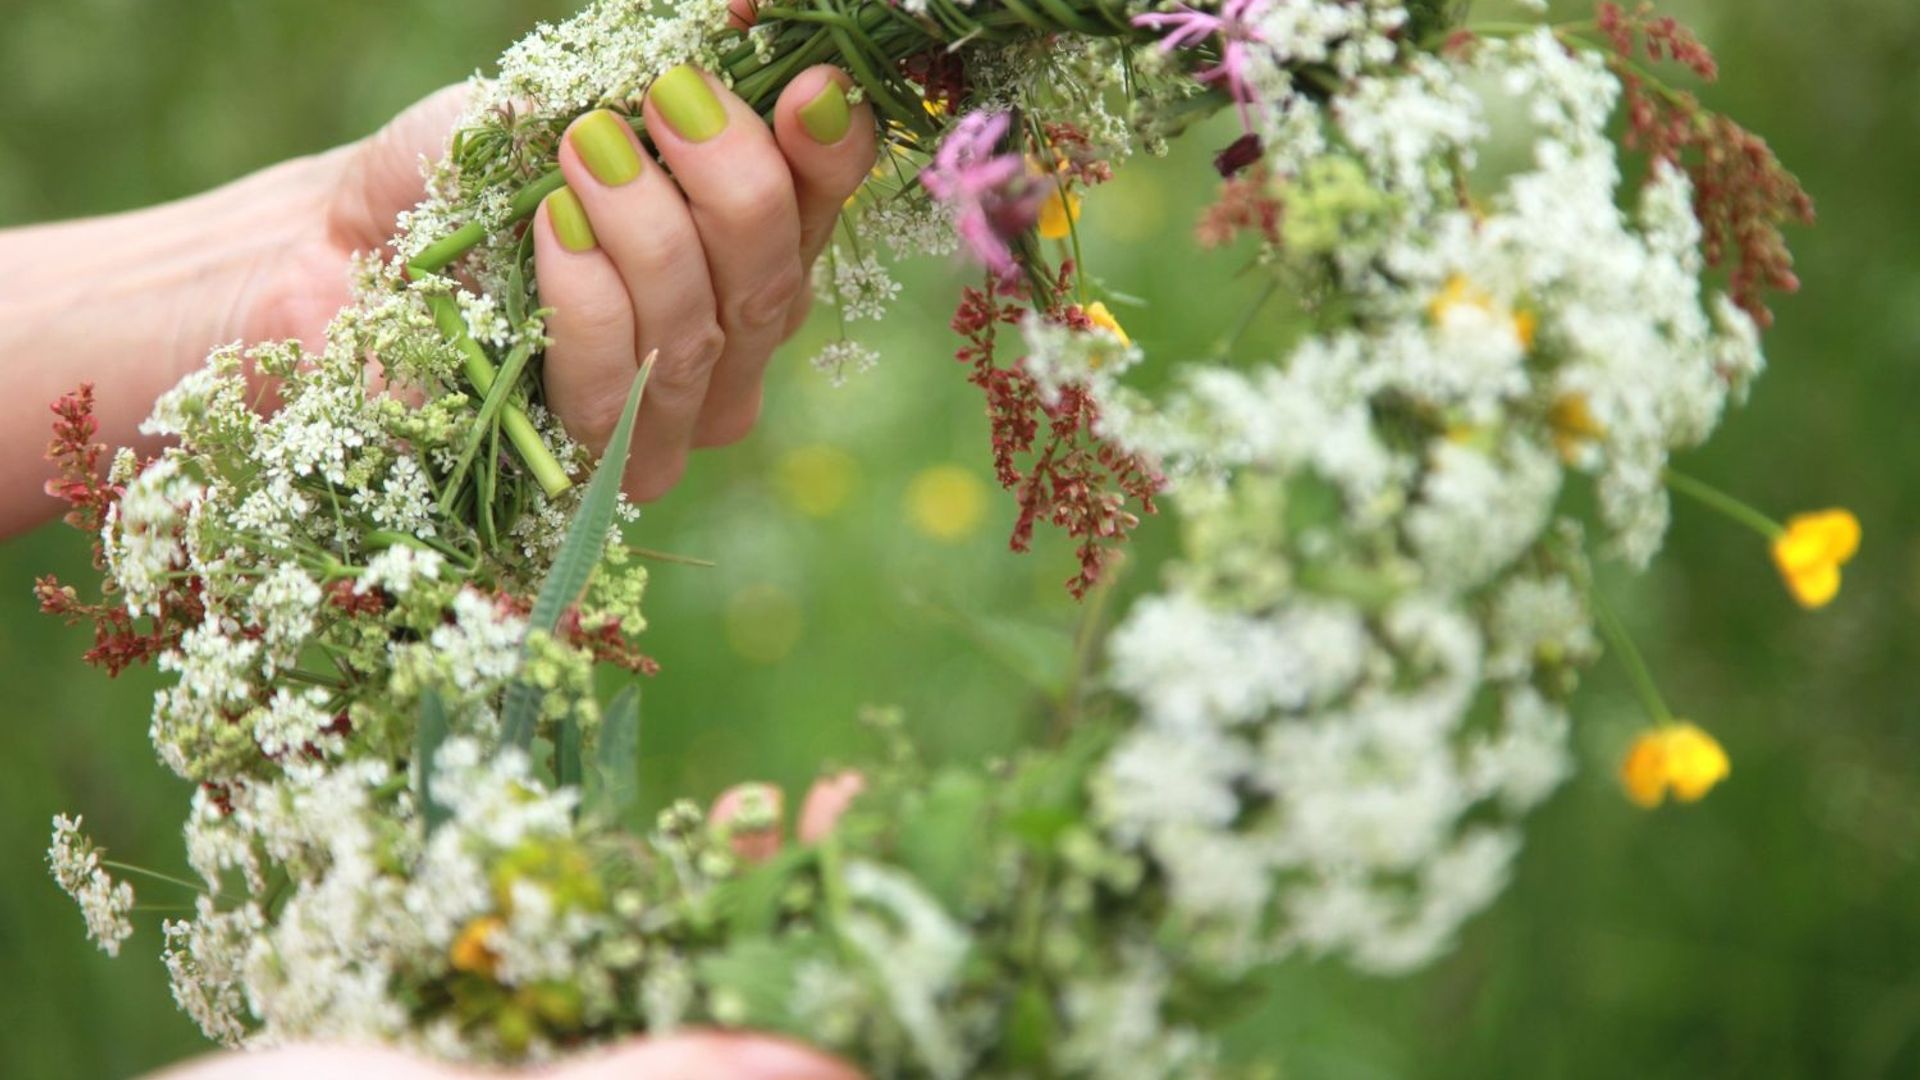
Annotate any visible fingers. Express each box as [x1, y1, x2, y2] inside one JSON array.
[[644, 65, 806, 449], [531, 189, 636, 452], [543, 107, 720, 500], [710, 773, 865, 864], [710, 782, 786, 863], [536, 63, 875, 501], [553, 1032, 860, 1080], [798, 771, 866, 845], [770, 67, 879, 269]]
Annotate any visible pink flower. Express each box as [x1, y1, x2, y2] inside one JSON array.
[[1133, 0, 1270, 130], [921, 111, 1043, 279]]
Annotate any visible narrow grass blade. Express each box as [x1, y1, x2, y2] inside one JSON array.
[[501, 353, 656, 748], [417, 688, 451, 834], [589, 683, 642, 821]]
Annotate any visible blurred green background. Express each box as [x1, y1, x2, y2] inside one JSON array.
[[3, 0, 1916, 1076]]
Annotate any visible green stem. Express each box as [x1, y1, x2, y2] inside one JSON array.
[[100, 860, 209, 894], [282, 669, 350, 691], [367, 528, 478, 571], [426, 294, 572, 499], [1664, 467, 1783, 540], [441, 339, 537, 516], [1589, 586, 1675, 724], [407, 170, 569, 277]]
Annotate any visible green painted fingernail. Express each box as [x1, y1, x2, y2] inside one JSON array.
[[650, 64, 728, 143], [570, 109, 643, 186], [547, 187, 596, 252], [798, 79, 851, 144]]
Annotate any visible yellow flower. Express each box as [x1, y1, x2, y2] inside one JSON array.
[[1547, 393, 1605, 462], [1513, 309, 1538, 350], [775, 444, 858, 519], [906, 464, 988, 542], [1620, 723, 1730, 808], [1770, 509, 1861, 609], [1429, 274, 1535, 350], [1428, 274, 1489, 323], [450, 915, 505, 977], [1084, 301, 1131, 347], [1038, 185, 1082, 240]]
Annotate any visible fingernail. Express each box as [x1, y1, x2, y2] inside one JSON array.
[[546, 187, 596, 252], [650, 64, 729, 143], [569, 109, 644, 186], [798, 79, 851, 144]]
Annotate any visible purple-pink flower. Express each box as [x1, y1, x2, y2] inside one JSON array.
[[921, 111, 1043, 279], [1133, 0, 1271, 130]]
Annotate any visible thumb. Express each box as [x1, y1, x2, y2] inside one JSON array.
[[326, 84, 470, 254]]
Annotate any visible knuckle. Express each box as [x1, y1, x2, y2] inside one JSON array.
[[557, 296, 631, 347], [730, 260, 807, 334], [617, 223, 686, 271], [782, 291, 814, 338], [711, 167, 794, 235], [646, 321, 726, 398], [671, 319, 729, 372]]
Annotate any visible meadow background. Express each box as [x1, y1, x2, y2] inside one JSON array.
[[2, 1, 1916, 1076]]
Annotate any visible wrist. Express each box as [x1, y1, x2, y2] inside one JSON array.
[[0, 148, 350, 536]]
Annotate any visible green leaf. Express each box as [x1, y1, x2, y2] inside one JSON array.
[[1284, 472, 1344, 536], [694, 936, 813, 1034], [909, 594, 1075, 696], [556, 714, 582, 793], [417, 688, 451, 834], [501, 356, 655, 748], [712, 845, 815, 938], [1004, 982, 1056, 1069], [895, 768, 994, 912], [586, 683, 642, 823]]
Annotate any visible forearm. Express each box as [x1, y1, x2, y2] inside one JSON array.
[[0, 150, 345, 538]]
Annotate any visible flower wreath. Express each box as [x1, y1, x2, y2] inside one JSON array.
[[43, 0, 1843, 1075]]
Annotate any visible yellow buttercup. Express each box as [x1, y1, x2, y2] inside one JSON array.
[[1620, 723, 1730, 808], [1770, 509, 1861, 609]]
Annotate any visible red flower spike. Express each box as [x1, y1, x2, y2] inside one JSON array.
[[1597, 1, 1813, 328], [950, 264, 1163, 599], [39, 386, 204, 676]]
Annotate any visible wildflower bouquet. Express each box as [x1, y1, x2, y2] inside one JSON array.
[[43, 0, 1843, 1073]]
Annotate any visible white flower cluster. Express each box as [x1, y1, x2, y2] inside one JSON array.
[[162, 738, 628, 1058], [1077, 30, 1761, 974], [47, 815, 136, 957]]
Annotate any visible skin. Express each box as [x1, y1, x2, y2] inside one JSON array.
[[0, 5, 876, 536], [1, 2, 877, 1074]]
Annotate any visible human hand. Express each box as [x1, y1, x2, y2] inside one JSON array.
[[534, 55, 877, 500], [255, 3, 877, 502]]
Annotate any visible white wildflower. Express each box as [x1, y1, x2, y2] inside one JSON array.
[[48, 815, 136, 957]]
